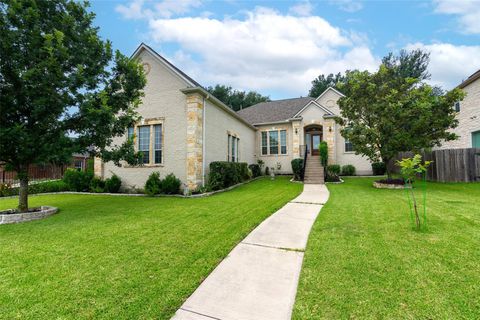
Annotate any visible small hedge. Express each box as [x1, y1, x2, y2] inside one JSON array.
[[145, 172, 162, 196], [63, 168, 93, 192], [0, 180, 69, 197], [249, 164, 261, 178], [105, 174, 122, 193], [319, 141, 328, 166], [291, 158, 304, 180], [144, 172, 181, 195], [341, 164, 356, 176], [207, 161, 249, 191], [327, 164, 341, 176], [372, 162, 387, 175]]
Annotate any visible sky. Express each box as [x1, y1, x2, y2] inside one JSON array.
[[90, 0, 480, 100]]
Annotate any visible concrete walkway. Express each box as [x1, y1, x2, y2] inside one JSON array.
[[172, 184, 329, 320]]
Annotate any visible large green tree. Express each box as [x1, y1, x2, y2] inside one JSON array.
[[0, 0, 146, 210], [206, 84, 270, 111], [336, 50, 463, 178], [308, 72, 345, 97]]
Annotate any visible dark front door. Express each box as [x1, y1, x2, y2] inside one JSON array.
[[311, 134, 321, 155]]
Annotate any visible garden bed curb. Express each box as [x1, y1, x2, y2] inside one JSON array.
[[373, 181, 411, 189], [0, 177, 267, 199], [0, 206, 58, 224]]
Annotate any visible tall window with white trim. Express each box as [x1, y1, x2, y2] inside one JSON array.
[[261, 129, 287, 155], [154, 124, 162, 164]]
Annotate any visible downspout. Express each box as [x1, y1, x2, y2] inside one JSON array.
[[202, 96, 207, 187]]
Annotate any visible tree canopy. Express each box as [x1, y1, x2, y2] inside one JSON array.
[[0, 0, 146, 210], [206, 84, 270, 111], [309, 72, 346, 97], [336, 49, 463, 178]]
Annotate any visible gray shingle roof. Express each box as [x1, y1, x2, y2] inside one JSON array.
[[236, 97, 313, 125]]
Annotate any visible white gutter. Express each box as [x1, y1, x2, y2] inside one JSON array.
[[202, 96, 207, 187]]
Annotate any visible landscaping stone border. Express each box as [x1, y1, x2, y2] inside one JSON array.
[[0, 206, 58, 224], [373, 181, 411, 189], [0, 177, 268, 200]]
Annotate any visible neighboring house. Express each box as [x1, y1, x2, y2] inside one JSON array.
[[440, 69, 480, 149], [94, 43, 372, 190]]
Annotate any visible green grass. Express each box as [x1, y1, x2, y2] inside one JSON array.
[[0, 177, 302, 319], [293, 177, 480, 319]]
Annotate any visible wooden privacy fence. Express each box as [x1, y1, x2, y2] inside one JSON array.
[[0, 164, 67, 185], [390, 148, 480, 182]]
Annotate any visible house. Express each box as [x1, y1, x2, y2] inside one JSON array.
[[440, 69, 480, 149], [94, 43, 372, 190]]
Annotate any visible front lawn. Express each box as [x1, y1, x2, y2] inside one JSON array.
[[294, 178, 480, 319], [0, 177, 302, 319]]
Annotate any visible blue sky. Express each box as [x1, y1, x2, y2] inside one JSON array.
[[90, 0, 480, 99]]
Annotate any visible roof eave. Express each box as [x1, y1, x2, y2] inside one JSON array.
[[458, 69, 480, 89]]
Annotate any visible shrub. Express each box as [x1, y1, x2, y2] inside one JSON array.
[[372, 162, 387, 175], [161, 173, 181, 194], [291, 158, 304, 180], [1, 180, 69, 197], [265, 166, 270, 176], [63, 168, 93, 191], [105, 174, 122, 193], [327, 164, 341, 176], [341, 164, 356, 176], [145, 172, 162, 196], [319, 141, 328, 166], [89, 177, 105, 193], [207, 161, 250, 191], [249, 164, 261, 178]]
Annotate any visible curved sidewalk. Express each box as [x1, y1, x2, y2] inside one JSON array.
[[172, 184, 329, 320]]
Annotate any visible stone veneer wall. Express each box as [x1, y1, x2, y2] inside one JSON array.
[[185, 93, 204, 190], [323, 118, 336, 163], [292, 121, 301, 158]]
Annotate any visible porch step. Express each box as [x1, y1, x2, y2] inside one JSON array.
[[303, 163, 324, 184]]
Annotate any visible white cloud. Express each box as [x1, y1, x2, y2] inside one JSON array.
[[115, 0, 202, 20], [434, 0, 480, 34], [289, 1, 314, 17], [147, 7, 378, 96], [330, 0, 363, 13], [405, 42, 480, 89]]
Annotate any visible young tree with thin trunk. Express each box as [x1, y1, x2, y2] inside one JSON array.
[[0, 0, 146, 211], [336, 50, 464, 178]]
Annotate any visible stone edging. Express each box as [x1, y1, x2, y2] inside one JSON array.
[[0, 206, 58, 224], [326, 178, 344, 184], [0, 176, 266, 200], [373, 181, 411, 189]]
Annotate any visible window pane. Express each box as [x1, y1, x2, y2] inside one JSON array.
[[231, 136, 236, 162], [154, 124, 162, 164], [261, 132, 268, 155], [127, 127, 134, 140], [345, 140, 354, 152], [280, 130, 287, 154], [269, 131, 278, 155], [138, 126, 150, 164], [227, 135, 231, 161], [236, 138, 239, 162]]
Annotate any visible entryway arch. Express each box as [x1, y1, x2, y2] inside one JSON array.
[[304, 124, 323, 156]]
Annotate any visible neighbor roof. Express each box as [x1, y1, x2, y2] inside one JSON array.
[[237, 97, 313, 125], [459, 69, 480, 89]]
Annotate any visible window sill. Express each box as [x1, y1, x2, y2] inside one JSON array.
[[124, 164, 164, 168], [343, 151, 355, 154], [259, 154, 289, 157]]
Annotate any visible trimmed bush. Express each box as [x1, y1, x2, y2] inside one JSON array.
[[319, 141, 328, 166], [265, 166, 270, 176], [291, 158, 304, 180], [249, 164, 261, 178], [89, 177, 105, 193], [372, 162, 387, 175], [0, 180, 69, 197], [105, 174, 122, 193], [63, 168, 93, 191], [327, 164, 341, 176], [341, 164, 356, 176], [145, 172, 162, 196], [207, 161, 250, 191], [161, 173, 181, 194]]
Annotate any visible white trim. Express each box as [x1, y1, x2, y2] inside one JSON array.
[[292, 100, 334, 118], [315, 86, 345, 102], [131, 43, 196, 87]]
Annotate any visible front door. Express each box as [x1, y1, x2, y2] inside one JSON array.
[[311, 134, 321, 155]]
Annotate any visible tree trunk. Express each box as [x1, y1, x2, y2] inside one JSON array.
[[383, 157, 392, 180], [18, 166, 29, 212]]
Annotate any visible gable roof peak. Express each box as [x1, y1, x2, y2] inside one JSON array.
[[315, 86, 345, 101]]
